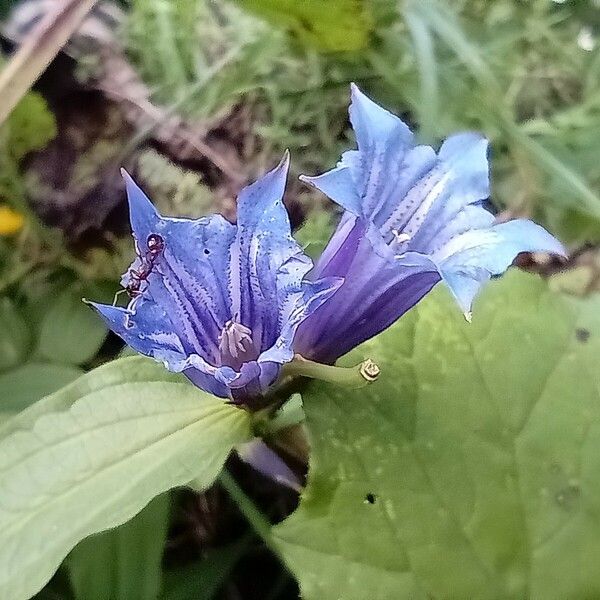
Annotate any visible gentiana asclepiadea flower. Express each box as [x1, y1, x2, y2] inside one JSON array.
[[294, 84, 566, 364], [89, 87, 567, 489], [90, 153, 341, 403]]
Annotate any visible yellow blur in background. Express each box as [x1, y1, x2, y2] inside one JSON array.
[[0, 205, 24, 235]]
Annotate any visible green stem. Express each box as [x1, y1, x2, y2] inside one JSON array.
[[218, 469, 275, 552], [281, 354, 380, 388]]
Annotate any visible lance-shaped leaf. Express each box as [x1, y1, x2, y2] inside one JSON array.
[[0, 356, 251, 600], [275, 271, 600, 599], [67, 493, 171, 600]]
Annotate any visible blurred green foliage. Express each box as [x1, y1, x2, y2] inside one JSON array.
[[295, 209, 335, 260], [234, 0, 373, 51], [5, 92, 57, 162], [136, 149, 215, 217], [124, 0, 600, 243], [124, 0, 357, 178], [0, 91, 56, 206]]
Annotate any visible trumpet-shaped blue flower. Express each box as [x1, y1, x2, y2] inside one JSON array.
[[295, 85, 565, 364], [91, 154, 340, 402]]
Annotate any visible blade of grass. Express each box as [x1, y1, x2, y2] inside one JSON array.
[[151, 0, 189, 97], [508, 128, 600, 220], [404, 8, 439, 140], [0, 0, 98, 125], [411, 0, 497, 92], [218, 469, 275, 551]]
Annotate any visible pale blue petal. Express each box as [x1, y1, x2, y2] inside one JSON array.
[[121, 169, 161, 244], [260, 277, 343, 365], [144, 214, 236, 360], [210, 361, 279, 403], [238, 439, 301, 490], [227, 362, 263, 399], [231, 152, 314, 352], [436, 219, 567, 312], [121, 170, 237, 359], [382, 134, 489, 252], [438, 132, 490, 203], [183, 357, 241, 398], [350, 140, 434, 228], [300, 165, 361, 215], [89, 300, 186, 366], [185, 367, 229, 398], [349, 83, 412, 150], [90, 300, 229, 399]]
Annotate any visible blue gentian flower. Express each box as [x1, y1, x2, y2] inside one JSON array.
[[294, 85, 566, 364], [91, 154, 340, 402]]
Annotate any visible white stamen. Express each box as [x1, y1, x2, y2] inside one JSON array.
[[463, 311, 473, 323], [219, 320, 254, 362], [392, 229, 412, 243]]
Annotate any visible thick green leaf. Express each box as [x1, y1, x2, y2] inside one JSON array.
[[275, 271, 600, 599], [68, 493, 171, 600], [0, 356, 252, 600], [0, 362, 83, 416], [0, 356, 179, 440], [0, 297, 30, 371], [235, 0, 373, 51], [37, 289, 108, 365]]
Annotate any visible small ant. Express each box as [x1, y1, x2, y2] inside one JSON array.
[[125, 234, 164, 297], [113, 234, 164, 307]]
